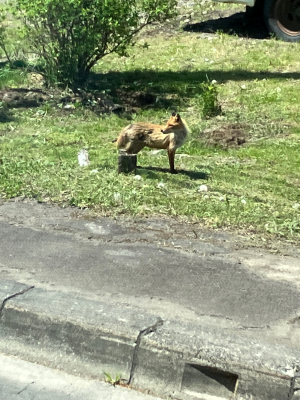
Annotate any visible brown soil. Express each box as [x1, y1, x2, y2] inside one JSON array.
[[1, 88, 50, 108], [202, 123, 249, 148], [0, 86, 157, 116]]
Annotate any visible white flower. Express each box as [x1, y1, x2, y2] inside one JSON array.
[[157, 182, 165, 189], [211, 80, 217, 85], [241, 199, 247, 205], [134, 175, 142, 180], [77, 149, 90, 167], [114, 193, 122, 203], [292, 203, 300, 209], [198, 184, 208, 192], [240, 84, 246, 90], [219, 196, 224, 201], [90, 169, 98, 174], [203, 195, 209, 199]]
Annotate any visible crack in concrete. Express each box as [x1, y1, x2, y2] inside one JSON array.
[[288, 368, 300, 400], [17, 381, 35, 395], [0, 285, 35, 317], [289, 376, 296, 400], [127, 318, 163, 385]]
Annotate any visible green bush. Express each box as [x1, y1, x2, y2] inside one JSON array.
[[14, 0, 177, 87]]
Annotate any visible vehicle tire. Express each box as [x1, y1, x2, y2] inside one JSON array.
[[264, 0, 300, 42]]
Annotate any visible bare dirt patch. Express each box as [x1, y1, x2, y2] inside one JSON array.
[[116, 89, 156, 110], [1, 88, 49, 108], [201, 123, 248, 148], [0, 86, 158, 115]]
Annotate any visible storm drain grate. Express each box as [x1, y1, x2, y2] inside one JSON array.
[[181, 363, 238, 398]]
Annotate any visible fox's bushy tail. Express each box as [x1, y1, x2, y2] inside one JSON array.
[[116, 128, 128, 149]]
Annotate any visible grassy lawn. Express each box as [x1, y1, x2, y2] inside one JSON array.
[[0, 2, 300, 244]]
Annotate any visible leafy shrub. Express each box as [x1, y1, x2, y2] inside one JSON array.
[[13, 0, 177, 87]]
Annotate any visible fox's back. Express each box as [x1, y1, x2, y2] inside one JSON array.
[[124, 122, 162, 136]]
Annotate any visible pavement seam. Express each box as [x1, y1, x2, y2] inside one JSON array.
[[0, 285, 35, 318], [289, 377, 295, 400], [127, 317, 164, 385]]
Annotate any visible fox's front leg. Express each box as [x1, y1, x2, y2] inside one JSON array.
[[167, 149, 177, 173]]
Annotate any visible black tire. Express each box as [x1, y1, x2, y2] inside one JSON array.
[[264, 0, 300, 42]]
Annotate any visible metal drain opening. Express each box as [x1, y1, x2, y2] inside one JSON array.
[[182, 363, 238, 398]]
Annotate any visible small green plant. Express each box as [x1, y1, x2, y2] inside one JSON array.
[[104, 372, 122, 386], [198, 79, 221, 118]]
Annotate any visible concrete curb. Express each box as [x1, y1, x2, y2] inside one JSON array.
[[1, 280, 299, 400]]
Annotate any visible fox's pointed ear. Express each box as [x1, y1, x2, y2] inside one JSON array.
[[175, 113, 181, 121], [171, 112, 176, 117]]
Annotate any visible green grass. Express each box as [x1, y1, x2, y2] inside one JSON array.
[[0, 4, 300, 244]]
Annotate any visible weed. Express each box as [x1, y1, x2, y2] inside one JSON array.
[[197, 79, 221, 118], [104, 372, 122, 386]]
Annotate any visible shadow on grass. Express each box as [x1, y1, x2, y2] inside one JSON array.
[[184, 11, 269, 40], [137, 165, 209, 180], [0, 60, 28, 69], [0, 110, 15, 123], [2, 56, 299, 116], [91, 69, 300, 89], [89, 68, 300, 111]]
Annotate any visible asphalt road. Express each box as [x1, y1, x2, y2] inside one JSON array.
[[0, 200, 300, 331]]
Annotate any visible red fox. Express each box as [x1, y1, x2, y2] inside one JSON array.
[[116, 113, 189, 173]]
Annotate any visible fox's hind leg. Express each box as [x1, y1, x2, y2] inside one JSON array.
[[125, 140, 146, 154]]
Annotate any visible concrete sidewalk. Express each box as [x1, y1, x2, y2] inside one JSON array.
[[0, 353, 164, 400], [0, 199, 300, 400]]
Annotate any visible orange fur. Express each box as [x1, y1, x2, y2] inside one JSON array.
[[116, 113, 189, 173]]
